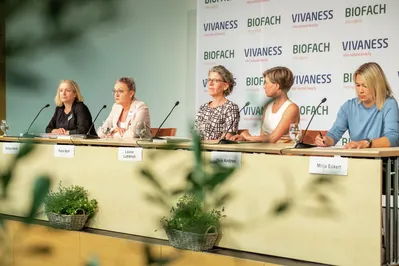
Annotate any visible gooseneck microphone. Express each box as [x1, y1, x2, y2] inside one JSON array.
[[150, 101, 180, 142], [218, 101, 250, 144], [83, 104, 107, 139], [21, 104, 50, 138], [294, 98, 327, 149]]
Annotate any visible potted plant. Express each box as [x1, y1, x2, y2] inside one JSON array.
[[161, 194, 224, 251], [43, 182, 98, 231]]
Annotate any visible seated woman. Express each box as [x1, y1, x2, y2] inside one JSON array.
[[97, 77, 151, 138], [231, 66, 299, 143], [46, 80, 96, 135], [194, 65, 240, 140], [315, 62, 399, 149]]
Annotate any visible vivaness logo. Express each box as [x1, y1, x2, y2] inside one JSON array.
[[300, 105, 328, 116], [243, 105, 264, 119], [342, 38, 388, 57], [294, 74, 332, 84], [292, 10, 333, 28], [291, 74, 331, 91], [244, 46, 282, 62], [203, 49, 235, 60], [203, 20, 238, 36]]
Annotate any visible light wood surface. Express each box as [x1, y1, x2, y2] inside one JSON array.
[[2, 136, 399, 157], [0, 142, 384, 265]]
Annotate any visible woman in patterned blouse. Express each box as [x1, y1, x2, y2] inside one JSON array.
[[194, 65, 240, 140]]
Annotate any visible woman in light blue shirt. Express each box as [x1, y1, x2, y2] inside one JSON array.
[[315, 62, 399, 149]]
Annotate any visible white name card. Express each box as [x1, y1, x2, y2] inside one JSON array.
[[309, 156, 348, 176], [210, 151, 241, 168], [54, 145, 75, 158], [118, 147, 143, 161], [3, 143, 20, 154]]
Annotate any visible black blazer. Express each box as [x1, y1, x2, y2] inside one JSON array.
[[45, 101, 97, 135]]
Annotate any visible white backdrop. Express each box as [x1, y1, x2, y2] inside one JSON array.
[[196, 0, 399, 145]]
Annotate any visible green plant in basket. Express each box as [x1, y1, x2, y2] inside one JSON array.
[[162, 194, 224, 234], [44, 182, 98, 218]]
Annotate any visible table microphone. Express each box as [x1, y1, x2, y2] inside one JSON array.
[[21, 104, 50, 138], [294, 98, 327, 149], [150, 101, 180, 142], [84, 105, 107, 139], [218, 101, 250, 144]]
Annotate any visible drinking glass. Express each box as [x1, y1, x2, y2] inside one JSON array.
[[289, 123, 302, 144], [0, 120, 9, 136], [101, 125, 111, 138], [135, 121, 148, 139]]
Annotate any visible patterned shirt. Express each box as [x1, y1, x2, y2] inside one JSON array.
[[194, 100, 240, 140]]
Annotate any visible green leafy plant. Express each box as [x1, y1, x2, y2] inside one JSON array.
[[162, 194, 224, 234], [43, 182, 98, 218]]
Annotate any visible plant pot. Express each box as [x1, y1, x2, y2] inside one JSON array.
[[165, 226, 219, 251], [46, 212, 88, 231]]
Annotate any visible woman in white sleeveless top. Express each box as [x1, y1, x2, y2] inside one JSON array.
[[231, 66, 300, 143]]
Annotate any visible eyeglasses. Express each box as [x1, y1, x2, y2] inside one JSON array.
[[112, 89, 127, 95], [207, 78, 225, 84]]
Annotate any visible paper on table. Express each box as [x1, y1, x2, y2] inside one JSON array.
[[312, 145, 345, 149]]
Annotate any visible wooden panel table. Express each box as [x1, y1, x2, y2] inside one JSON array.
[[0, 136, 398, 265]]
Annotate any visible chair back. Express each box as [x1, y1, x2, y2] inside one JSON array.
[[151, 128, 177, 137], [301, 130, 327, 144]]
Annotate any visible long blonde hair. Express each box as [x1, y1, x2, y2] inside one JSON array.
[[354, 62, 393, 110], [54, 80, 84, 107]]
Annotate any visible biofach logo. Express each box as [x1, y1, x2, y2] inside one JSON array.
[[342, 38, 388, 51], [343, 73, 353, 83], [300, 105, 328, 116], [247, 16, 281, 27], [203, 49, 235, 60], [294, 74, 332, 85], [244, 46, 283, 57], [203, 20, 238, 32], [205, 0, 231, 4], [293, 42, 330, 54], [345, 4, 386, 17], [292, 10, 333, 23], [246, 76, 264, 86]]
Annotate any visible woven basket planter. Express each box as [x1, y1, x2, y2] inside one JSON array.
[[165, 226, 219, 251], [46, 212, 88, 231]]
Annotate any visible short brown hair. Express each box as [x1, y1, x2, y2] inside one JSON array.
[[117, 77, 136, 91], [208, 65, 236, 96], [55, 80, 84, 107], [263, 66, 294, 92]]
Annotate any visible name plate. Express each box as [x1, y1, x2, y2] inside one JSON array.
[[309, 156, 348, 175], [118, 147, 143, 161], [210, 151, 241, 168], [54, 145, 75, 158], [3, 143, 20, 154]]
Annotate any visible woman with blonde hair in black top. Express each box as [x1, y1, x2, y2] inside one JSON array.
[[46, 80, 96, 135]]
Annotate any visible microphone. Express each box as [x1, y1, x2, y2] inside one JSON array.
[[21, 104, 50, 138], [294, 98, 327, 149], [83, 104, 107, 139], [218, 101, 250, 144], [150, 101, 180, 142]]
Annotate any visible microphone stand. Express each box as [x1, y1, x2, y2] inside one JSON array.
[[83, 105, 107, 139], [21, 104, 50, 138], [150, 101, 179, 142], [218, 102, 250, 144], [294, 98, 327, 149]]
